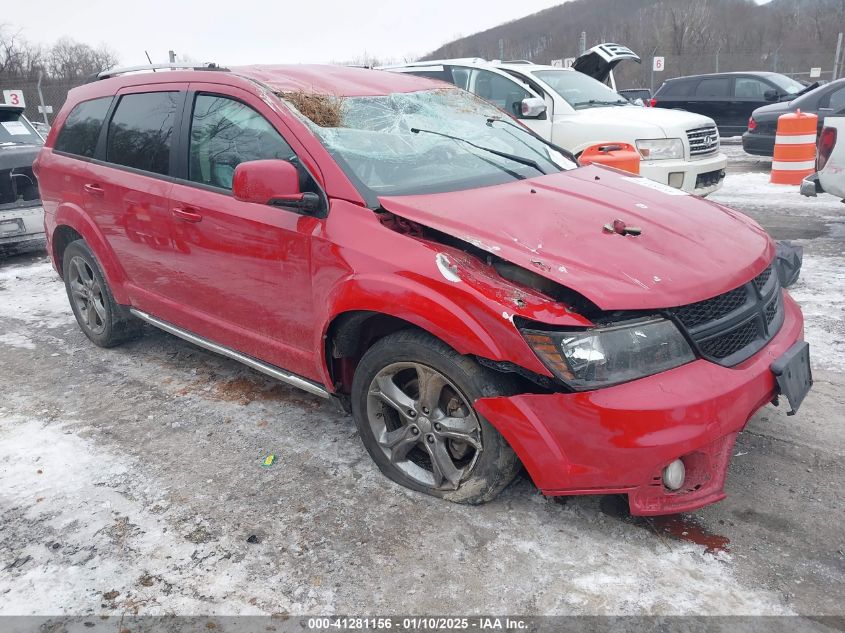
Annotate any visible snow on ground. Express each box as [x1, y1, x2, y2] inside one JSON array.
[[713, 171, 834, 210], [0, 260, 73, 329], [0, 263, 798, 616], [789, 256, 845, 372]]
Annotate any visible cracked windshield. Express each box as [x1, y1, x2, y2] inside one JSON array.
[[289, 88, 575, 195]]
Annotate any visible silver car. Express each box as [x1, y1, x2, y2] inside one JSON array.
[[1, 105, 44, 252]]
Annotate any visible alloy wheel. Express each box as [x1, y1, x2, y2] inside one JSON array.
[[68, 256, 107, 335], [366, 362, 482, 490]]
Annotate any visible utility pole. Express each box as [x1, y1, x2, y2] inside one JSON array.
[[498, 39, 504, 61], [579, 31, 586, 56], [36, 70, 49, 125], [833, 33, 843, 80], [650, 46, 658, 93], [715, 48, 720, 73]]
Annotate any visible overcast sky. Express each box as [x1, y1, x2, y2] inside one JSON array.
[[8, 0, 569, 67]]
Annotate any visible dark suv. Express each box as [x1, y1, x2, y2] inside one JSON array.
[[653, 72, 806, 137]]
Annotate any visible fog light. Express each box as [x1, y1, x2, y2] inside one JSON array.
[[668, 172, 685, 189], [663, 459, 686, 491]]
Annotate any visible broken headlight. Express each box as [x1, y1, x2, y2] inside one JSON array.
[[520, 318, 695, 390]]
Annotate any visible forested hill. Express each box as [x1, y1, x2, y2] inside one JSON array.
[[422, 0, 845, 87]]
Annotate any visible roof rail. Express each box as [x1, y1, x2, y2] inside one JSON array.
[[502, 60, 533, 64], [96, 62, 229, 80]]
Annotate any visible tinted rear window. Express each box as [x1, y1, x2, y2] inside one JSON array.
[[695, 78, 731, 97], [106, 92, 180, 175], [657, 80, 693, 97], [54, 97, 112, 157]]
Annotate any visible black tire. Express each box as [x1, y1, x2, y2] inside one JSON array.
[[351, 329, 522, 504], [62, 240, 141, 348]]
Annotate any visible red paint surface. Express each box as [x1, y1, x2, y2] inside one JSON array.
[[38, 66, 808, 515]]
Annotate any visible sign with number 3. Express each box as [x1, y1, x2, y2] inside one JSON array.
[[3, 90, 26, 107]]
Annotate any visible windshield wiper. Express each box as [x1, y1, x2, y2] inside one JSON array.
[[410, 127, 546, 175], [573, 99, 628, 108], [485, 117, 578, 164]]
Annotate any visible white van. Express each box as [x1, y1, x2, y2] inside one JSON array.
[[384, 53, 727, 196]]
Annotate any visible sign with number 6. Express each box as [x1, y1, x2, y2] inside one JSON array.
[[652, 57, 665, 72], [3, 90, 26, 107]]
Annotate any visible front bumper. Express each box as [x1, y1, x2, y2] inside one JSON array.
[[0, 204, 45, 245], [638, 151, 727, 196], [801, 172, 822, 197], [475, 292, 806, 515]]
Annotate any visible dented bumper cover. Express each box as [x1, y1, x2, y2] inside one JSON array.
[[474, 291, 804, 515]]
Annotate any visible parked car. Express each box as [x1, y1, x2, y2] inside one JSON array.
[[383, 59, 727, 196], [653, 71, 807, 137], [802, 118, 845, 201], [1, 104, 45, 253], [30, 121, 51, 138], [745, 78, 845, 157], [618, 88, 652, 106], [35, 63, 811, 515]]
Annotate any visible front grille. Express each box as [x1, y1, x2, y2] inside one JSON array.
[[699, 319, 759, 359], [673, 286, 748, 328], [668, 264, 784, 366], [687, 125, 720, 156]]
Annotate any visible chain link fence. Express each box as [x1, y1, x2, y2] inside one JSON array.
[[0, 77, 88, 127]]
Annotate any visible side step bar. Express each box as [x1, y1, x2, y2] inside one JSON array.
[[129, 309, 330, 399]]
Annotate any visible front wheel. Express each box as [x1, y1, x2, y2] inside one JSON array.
[[351, 330, 521, 504]]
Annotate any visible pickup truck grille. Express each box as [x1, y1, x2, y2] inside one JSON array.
[[667, 264, 783, 366], [687, 126, 720, 156]]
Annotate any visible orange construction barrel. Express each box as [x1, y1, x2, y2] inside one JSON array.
[[580, 142, 641, 175], [771, 110, 817, 185]]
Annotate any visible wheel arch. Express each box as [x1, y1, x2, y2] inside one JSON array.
[[52, 202, 130, 304]]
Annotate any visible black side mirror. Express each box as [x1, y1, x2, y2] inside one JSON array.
[[764, 89, 781, 102]]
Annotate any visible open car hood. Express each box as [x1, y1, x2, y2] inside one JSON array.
[[572, 43, 641, 84], [378, 166, 773, 312]]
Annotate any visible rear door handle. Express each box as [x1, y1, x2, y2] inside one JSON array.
[[171, 206, 203, 223], [83, 183, 104, 197]]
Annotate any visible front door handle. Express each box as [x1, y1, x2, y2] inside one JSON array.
[[171, 207, 203, 223], [83, 183, 104, 197]]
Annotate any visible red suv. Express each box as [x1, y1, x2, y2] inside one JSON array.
[[34, 64, 812, 514]]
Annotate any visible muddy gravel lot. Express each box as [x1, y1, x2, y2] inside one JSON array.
[[1, 144, 844, 618]]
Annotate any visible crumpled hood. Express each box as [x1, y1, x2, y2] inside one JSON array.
[[573, 105, 716, 137], [379, 165, 773, 311]]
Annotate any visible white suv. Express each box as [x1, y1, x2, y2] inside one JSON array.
[[384, 58, 728, 196]]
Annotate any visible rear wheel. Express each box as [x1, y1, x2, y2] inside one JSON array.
[[63, 240, 140, 347], [351, 330, 521, 504]]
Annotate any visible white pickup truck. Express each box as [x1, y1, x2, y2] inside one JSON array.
[[383, 47, 728, 196], [802, 117, 845, 201]]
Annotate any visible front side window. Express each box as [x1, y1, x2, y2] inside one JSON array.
[[695, 78, 731, 98], [54, 97, 112, 156], [531, 70, 628, 109], [189, 94, 295, 190], [470, 69, 532, 117], [735, 78, 770, 100], [285, 87, 575, 198], [106, 92, 179, 175]]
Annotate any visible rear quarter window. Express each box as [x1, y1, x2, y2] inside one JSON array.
[[658, 80, 694, 97], [106, 92, 180, 176], [54, 97, 112, 157]]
